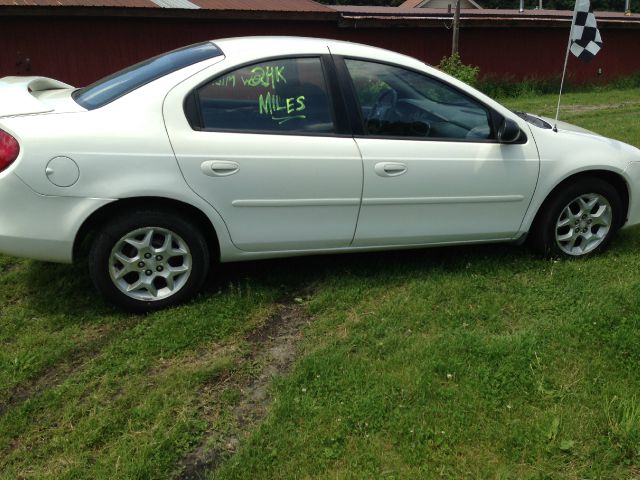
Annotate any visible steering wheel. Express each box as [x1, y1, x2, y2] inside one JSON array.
[[367, 88, 398, 133]]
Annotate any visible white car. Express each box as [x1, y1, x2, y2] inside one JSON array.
[[0, 37, 639, 311]]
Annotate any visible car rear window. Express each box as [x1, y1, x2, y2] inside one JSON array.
[[72, 42, 223, 110]]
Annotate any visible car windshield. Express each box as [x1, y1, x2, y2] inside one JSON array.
[[72, 42, 223, 110]]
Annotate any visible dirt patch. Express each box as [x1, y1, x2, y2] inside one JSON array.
[[0, 325, 114, 418], [236, 301, 309, 426], [152, 343, 238, 378], [0, 262, 18, 274], [176, 294, 313, 480], [562, 101, 640, 114]]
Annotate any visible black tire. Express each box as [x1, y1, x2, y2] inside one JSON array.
[[528, 176, 624, 258], [88, 209, 210, 312]]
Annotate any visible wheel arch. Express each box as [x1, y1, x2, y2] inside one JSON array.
[[529, 169, 630, 231], [73, 197, 221, 262]]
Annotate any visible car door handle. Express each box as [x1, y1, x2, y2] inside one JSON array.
[[200, 160, 240, 177], [374, 162, 407, 177]]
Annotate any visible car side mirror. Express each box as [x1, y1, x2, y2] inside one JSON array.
[[497, 117, 522, 144]]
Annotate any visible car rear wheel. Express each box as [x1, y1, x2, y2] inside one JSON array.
[[89, 210, 209, 311], [529, 177, 623, 258]]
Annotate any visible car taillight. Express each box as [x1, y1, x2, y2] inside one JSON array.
[[0, 129, 19, 173]]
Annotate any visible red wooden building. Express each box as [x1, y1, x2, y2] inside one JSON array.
[[0, 0, 638, 87]]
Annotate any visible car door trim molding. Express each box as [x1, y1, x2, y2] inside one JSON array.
[[361, 194, 525, 206], [231, 198, 361, 207]]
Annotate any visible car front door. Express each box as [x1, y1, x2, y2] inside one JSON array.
[[164, 56, 363, 252], [339, 58, 540, 247]]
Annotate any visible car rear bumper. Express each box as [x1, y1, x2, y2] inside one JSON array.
[[0, 173, 113, 263]]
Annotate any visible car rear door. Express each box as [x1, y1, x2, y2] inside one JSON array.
[[163, 55, 363, 252]]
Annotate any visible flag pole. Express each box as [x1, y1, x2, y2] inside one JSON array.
[[553, 1, 579, 132]]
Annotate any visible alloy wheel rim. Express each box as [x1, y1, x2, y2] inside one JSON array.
[[555, 193, 612, 256], [108, 227, 192, 301]]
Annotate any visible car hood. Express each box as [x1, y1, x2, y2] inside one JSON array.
[[525, 112, 640, 168], [0, 76, 83, 118], [519, 111, 599, 136], [538, 115, 600, 136], [531, 114, 639, 159]]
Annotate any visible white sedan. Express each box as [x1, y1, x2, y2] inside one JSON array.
[[0, 37, 639, 311]]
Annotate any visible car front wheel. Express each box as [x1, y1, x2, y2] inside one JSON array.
[[529, 177, 623, 258], [88, 210, 210, 311]]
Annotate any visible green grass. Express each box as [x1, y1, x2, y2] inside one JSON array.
[[2, 88, 640, 479], [499, 88, 640, 147], [0, 259, 280, 479], [215, 243, 640, 479], [477, 72, 640, 100]]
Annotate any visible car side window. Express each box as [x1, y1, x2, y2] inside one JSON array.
[[194, 57, 335, 134], [344, 59, 492, 141]]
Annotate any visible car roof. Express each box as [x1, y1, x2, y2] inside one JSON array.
[[211, 36, 427, 72]]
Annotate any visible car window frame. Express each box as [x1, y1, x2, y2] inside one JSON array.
[[333, 55, 518, 144], [183, 54, 352, 138]]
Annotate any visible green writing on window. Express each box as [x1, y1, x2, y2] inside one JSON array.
[[210, 66, 286, 90], [205, 62, 324, 128], [258, 92, 306, 124], [241, 65, 286, 89], [212, 74, 236, 88]]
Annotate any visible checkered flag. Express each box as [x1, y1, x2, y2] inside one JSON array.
[[570, 0, 603, 62]]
